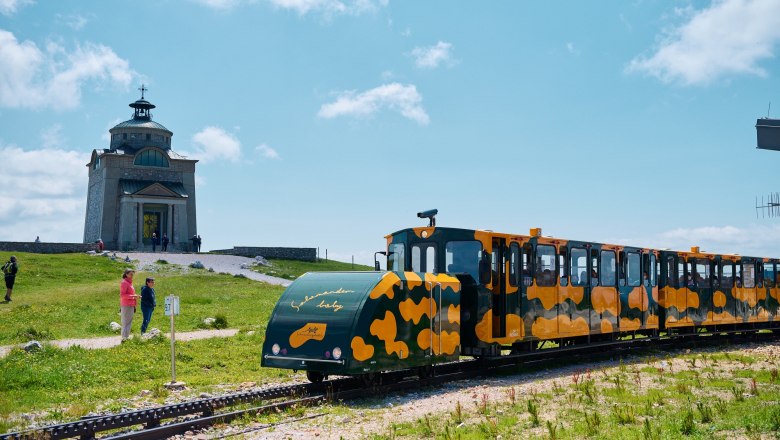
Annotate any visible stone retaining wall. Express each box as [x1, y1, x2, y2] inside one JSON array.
[[0, 242, 99, 254], [211, 246, 316, 261]]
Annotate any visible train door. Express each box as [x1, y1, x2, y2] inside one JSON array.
[[719, 260, 735, 322], [678, 258, 690, 325], [600, 249, 619, 333], [744, 260, 758, 320], [570, 246, 590, 332], [491, 238, 506, 338], [693, 258, 712, 324]]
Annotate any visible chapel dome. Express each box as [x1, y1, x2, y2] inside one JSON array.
[[108, 86, 173, 152]]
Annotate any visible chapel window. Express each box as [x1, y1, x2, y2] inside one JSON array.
[[134, 149, 170, 168]]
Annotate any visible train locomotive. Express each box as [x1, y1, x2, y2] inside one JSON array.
[[261, 210, 780, 382]]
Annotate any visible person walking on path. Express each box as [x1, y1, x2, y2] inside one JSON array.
[[140, 277, 156, 334], [161, 233, 169, 252], [151, 232, 158, 252], [191, 235, 198, 253], [196, 235, 202, 252], [119, 269, 140, 341], [3, 256, 19, 302]]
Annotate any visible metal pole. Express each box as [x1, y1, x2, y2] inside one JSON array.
[[170, 295, 176, 384]]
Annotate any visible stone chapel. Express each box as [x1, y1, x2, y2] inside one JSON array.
[[83, 87, 198, 251]]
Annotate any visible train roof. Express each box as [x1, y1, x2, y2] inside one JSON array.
[[386, 226, 773, 261]]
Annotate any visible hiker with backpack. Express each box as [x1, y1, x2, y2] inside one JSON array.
[[3, 256, 19, 302]]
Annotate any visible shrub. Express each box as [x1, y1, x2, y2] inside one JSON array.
[[156, 259, 168, 265], [213, 314, 228, 329]]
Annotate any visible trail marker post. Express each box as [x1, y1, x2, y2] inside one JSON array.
[[164, 295, 183, 388]]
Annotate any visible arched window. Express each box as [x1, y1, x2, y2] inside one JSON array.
[[92, 156, 101, 170], [134, 149, 170, 167]]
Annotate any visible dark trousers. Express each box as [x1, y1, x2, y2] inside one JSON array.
[[141, 306, 154, 333]]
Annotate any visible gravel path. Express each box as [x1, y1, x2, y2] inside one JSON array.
[[0, 329, 239, 358], [113, 252, 292, 286]]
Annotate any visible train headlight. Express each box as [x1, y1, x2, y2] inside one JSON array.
[[332, 347, 342, 360], [272, 343, 281, 355]]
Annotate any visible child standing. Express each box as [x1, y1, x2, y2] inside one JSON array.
[[140, 277, 156, 334]]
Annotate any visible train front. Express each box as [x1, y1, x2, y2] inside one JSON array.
[[261, 271, 386, 380]]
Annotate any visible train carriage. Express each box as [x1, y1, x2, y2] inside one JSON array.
[[261, 211, 780, 382]]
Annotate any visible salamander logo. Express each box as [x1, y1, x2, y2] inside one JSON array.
[[290, 288, 354, 312], [289, 323, 327, 348]]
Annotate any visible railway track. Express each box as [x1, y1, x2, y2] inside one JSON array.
[[2, 329, 777, 440]]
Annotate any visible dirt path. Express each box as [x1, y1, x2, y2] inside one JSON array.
[[0, 329, 240, 358], [113, 252, 292, 286]]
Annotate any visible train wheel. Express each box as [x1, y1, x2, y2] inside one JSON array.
[[417, 365, 434, 379], [360, 372, 381, 386], [306, 371, 326, 383]]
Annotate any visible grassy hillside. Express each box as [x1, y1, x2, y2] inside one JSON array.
[[0, 252, 289, 430], [251, 258, 374, 280]]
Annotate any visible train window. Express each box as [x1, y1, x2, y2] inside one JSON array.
[[522, 243, 533, 286], [627, 252, 641, 287], [411, 244, 437, 273], [445, 241, 481, 281], [743, 262, 755, 288], [695, 259, 711, 287], [559, 249, 568, 286], [591, 249, 599, 286], [508, 243, 519, 287], [600, 250, 616, 286], [764, 262, 776, 288], [678, 260, 688, 287], [570, 248, 587, 286], [426, 247, 436, 273], [666, 255, 677, 287], [650, 254, 657, 287], [721, 261, 734, 288], [757, 262, 764, 288], [388, 243, 405, 271], [735, 262, 743, 287], [535, 245, 556, 287]]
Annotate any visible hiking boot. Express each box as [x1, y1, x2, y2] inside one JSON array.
[[4, 296, 9, 302]]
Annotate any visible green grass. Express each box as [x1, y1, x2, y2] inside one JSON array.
[[251, 258, 374, 280], [0, 252, 285, 344], [0, 252, 293, 430]]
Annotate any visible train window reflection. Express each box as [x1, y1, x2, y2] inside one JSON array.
[[446, 241, 481, 281], [388, 243, 405, 271], [743, 262, 756, 288], [570, 248, 587, 286], [650, 254, 657, 286], [600, 251, 616, 286], [536, 245, 556, 287], [627, 252, 641, 287], [764, 262, 776, 288], [696, 259, 710, 287], [721, 261, 733, 287]]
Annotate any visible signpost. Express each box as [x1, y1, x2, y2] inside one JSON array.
[[164, 295, 181, 388]]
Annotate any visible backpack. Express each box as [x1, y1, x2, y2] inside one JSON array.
[[2, 262, 10, 275]]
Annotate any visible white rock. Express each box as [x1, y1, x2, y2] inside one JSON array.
[[109, 322, 121, 332], [245, 331, 256, 336], [141, 328, 162, 340], [190, 261, 205, 269], [203, 317, 216, 326]]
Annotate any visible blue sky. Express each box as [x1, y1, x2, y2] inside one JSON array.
[[2, 0, 780, 264]]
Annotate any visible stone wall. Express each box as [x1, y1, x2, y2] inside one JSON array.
[[211, 247, 316, 261], [0, 242, 99, 254]]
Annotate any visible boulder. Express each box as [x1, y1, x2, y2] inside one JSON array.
[[190, 261, 205, 269], [141, 328, 162, 340], [24, 341, 43, 352], [109, 321, 121, 332], [203, 317, 216, 326]]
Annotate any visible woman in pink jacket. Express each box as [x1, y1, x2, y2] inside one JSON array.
[[120, 269, 140, 341]]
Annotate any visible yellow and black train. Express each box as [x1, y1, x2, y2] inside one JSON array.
[[262, 211, 780, 382]]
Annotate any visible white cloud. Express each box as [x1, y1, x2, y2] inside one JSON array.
[[56, 13, 91, 30], [0, 29, 136, 109], [193, 0, 242, 10], [614, 224, 780, 258], [188, 126, 242, 162], [627, 0, 780, 85], [268, 0, 387, 16], [0, 0, 32, 16], [565, 42, 580, 55], [256, 143, 281, 160], [318, 83, 430, 125], [0, 142, 87, 242], [41, 124, 65, 149], [410, 41, 455, 69]]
